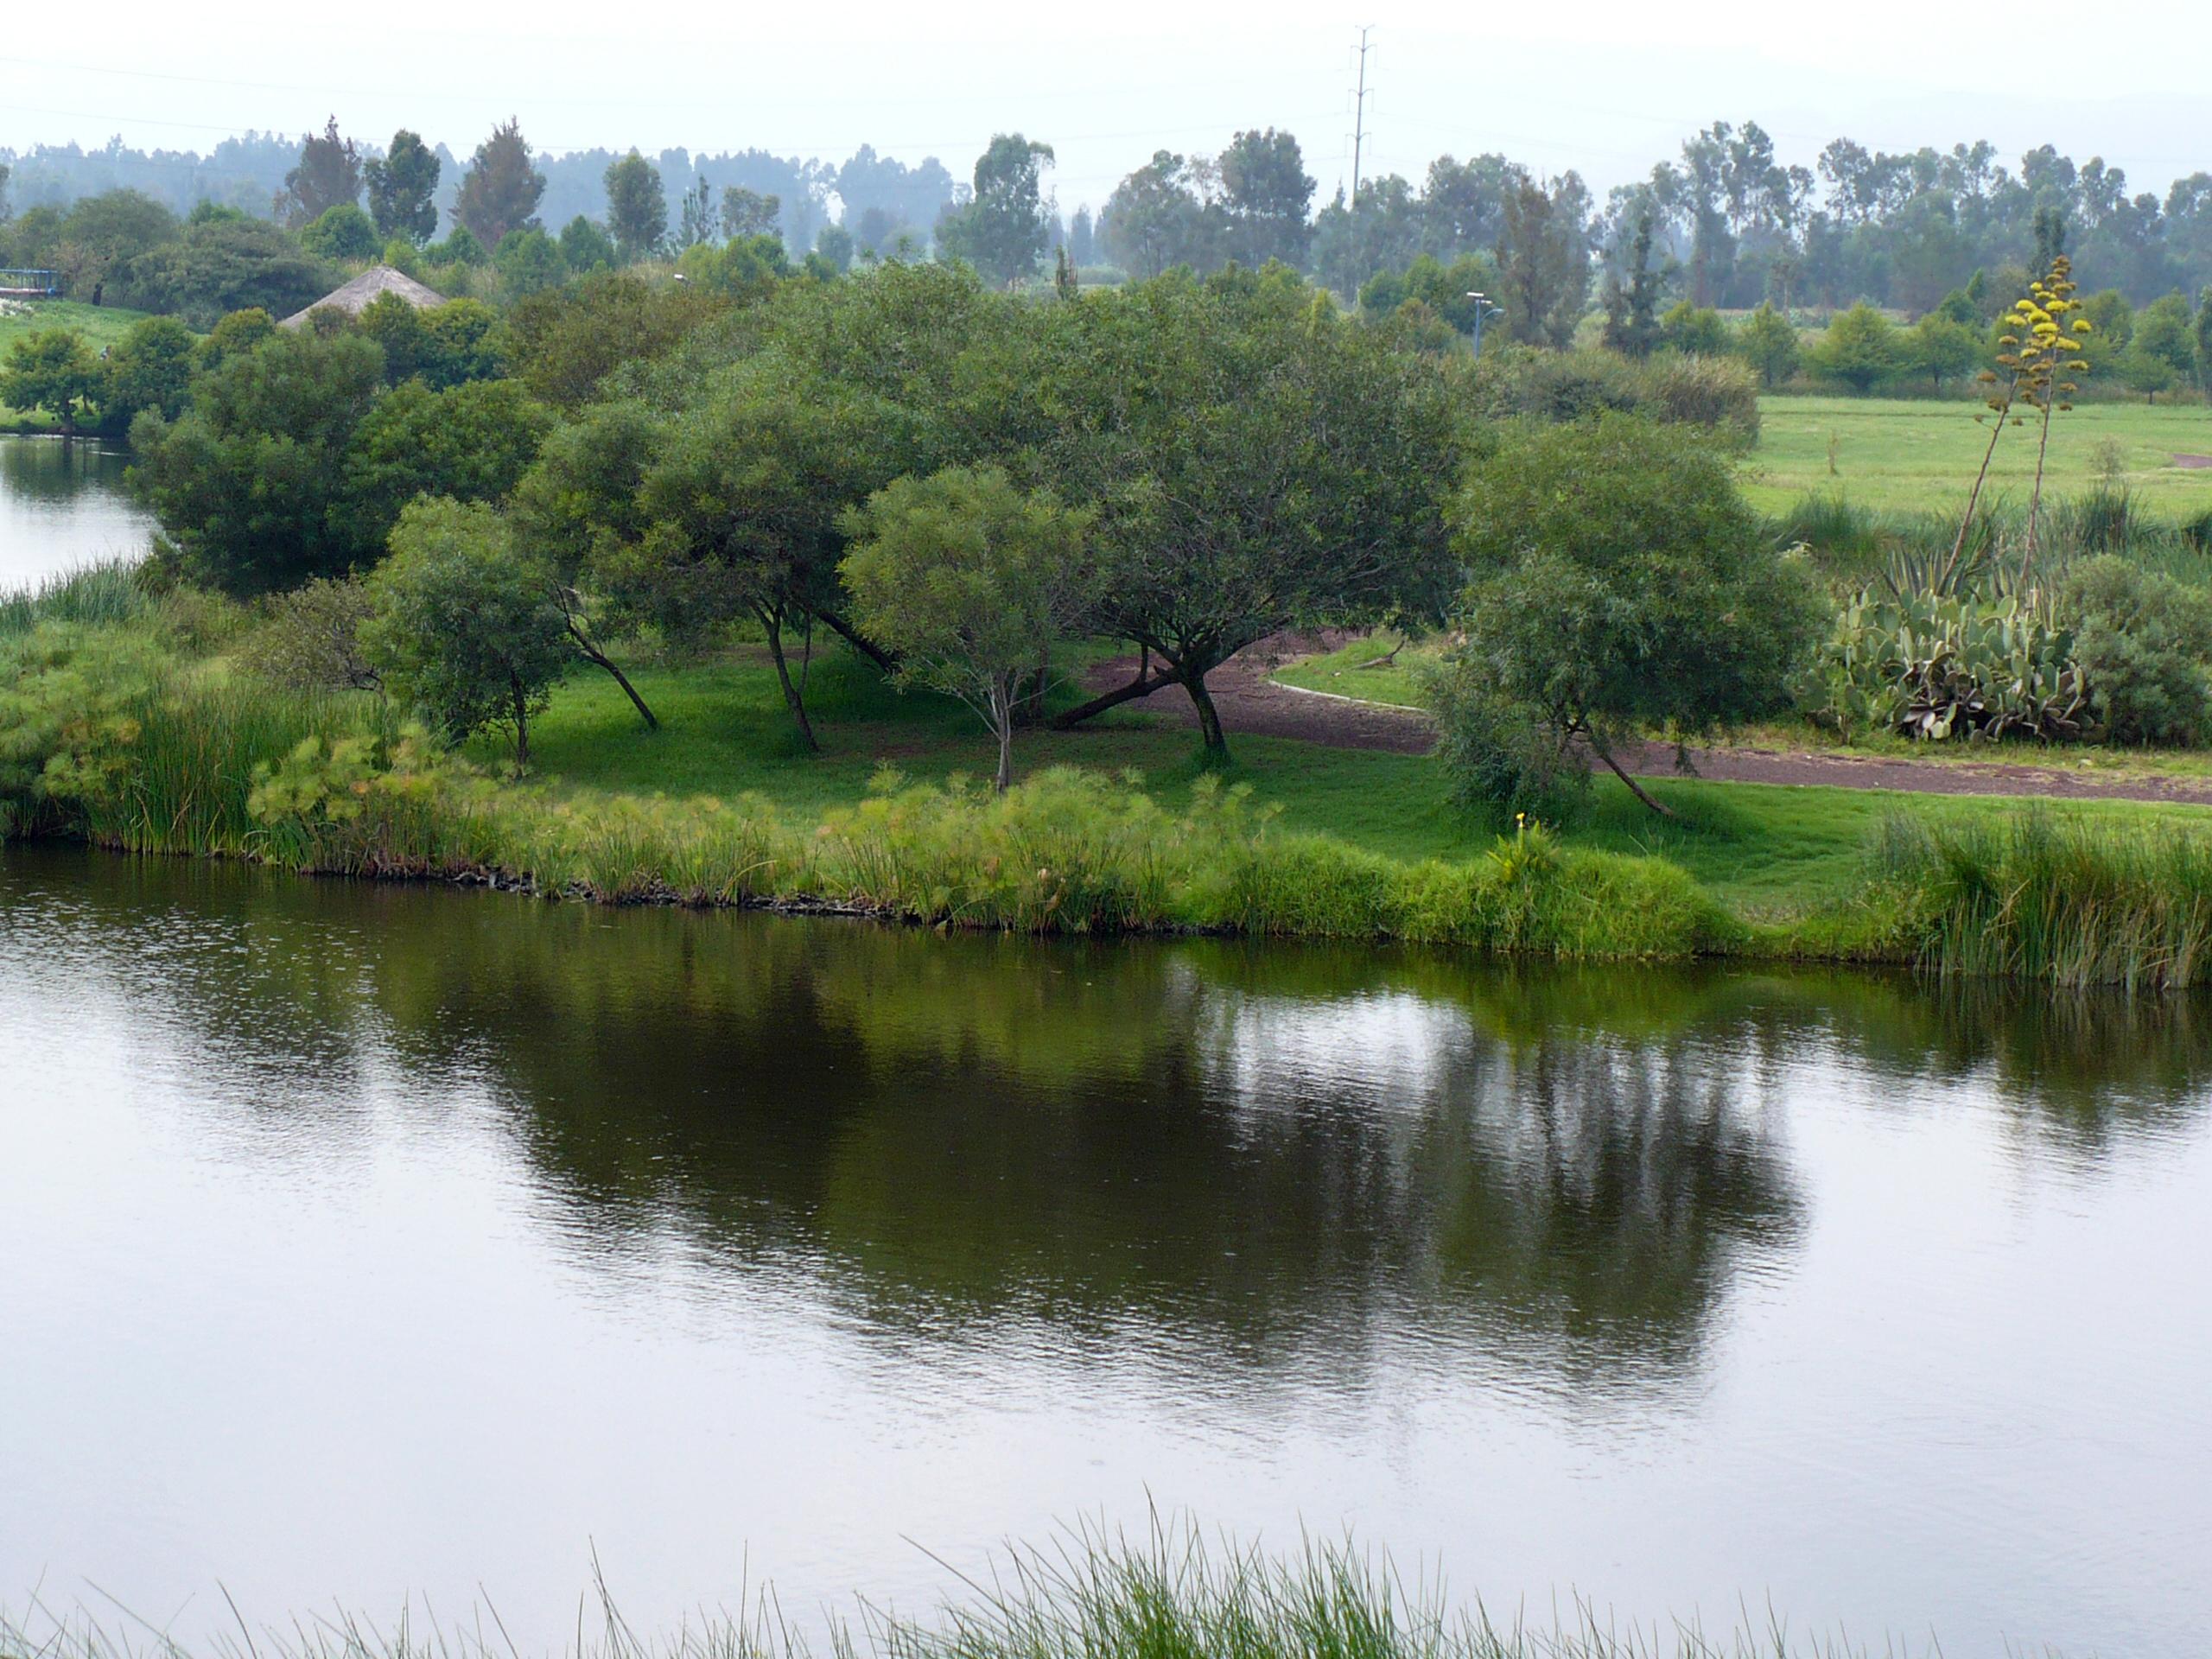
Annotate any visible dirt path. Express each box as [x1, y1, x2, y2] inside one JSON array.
[[1081, 636, 2212, 807]]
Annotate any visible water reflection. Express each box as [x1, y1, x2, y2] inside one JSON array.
[[0, 435, 150, 588], [8, 847, 2204, 1389], [8, 845, 2212, 1656]]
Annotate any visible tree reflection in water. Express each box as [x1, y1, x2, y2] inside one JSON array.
[[7, 845, 2205, 1397]]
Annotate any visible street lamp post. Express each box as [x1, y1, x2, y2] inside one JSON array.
[[1464, 290, 1504, 361]]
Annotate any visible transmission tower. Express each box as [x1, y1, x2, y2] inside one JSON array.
[[1349, 26, 1375, 207]]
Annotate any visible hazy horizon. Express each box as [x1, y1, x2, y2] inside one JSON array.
[[5, 0, 2209, 214]]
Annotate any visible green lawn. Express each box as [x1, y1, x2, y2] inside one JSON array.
[[1269, 633, 1435, 709], [0, 299, 157, 429], [1745, 394, 2212, 518], [497, 643, 2212, 921]]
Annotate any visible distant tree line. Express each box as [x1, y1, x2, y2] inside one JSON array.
[[13, 118, 2212, 311]]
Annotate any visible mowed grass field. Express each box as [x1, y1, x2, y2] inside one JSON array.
[[0, 300, 154, 428], [1745, 395, 2212, 518]]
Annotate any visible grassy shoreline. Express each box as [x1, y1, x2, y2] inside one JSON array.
[[15, 587, 2212, 984]]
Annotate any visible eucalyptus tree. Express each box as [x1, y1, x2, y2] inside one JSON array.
[[936, 134, 1056, 287]]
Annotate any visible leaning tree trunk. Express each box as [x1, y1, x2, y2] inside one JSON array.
[[1582, 726, 1675, 818], [990, 677, 1016, 793], [566, 626, 658, 730], [1184, 671, 1230, 760], [1050, 660, 1176, 728], [759, 605, 819, 753]]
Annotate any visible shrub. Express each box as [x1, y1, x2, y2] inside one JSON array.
[[298, 202, 379, 263], [1466, 345, 1757, 441], [1806, 302, 1903, 393], [1637, 351, 1759, 444], [237, 577, 383, 692], [1445, 414, 1820, 818], [1423, 658, 1591, 826], [2059, 556, 2212, 746]]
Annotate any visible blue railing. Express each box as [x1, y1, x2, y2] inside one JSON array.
[[0, 269, 61, 296]]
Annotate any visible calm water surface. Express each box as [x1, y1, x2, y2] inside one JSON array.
[[3, 847, 2208, 1655], [0, 435, 153, 589]]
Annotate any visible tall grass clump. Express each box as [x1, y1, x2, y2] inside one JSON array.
[[0, 561, 151, 639], [0, 1522, 1969, 1659], [64, 685, 374, 855], [1862, 811, 2212, 989], [232, 753, 1726, 957]]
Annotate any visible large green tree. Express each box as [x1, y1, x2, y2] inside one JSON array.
[[364, 130, 442, 246], [936, 134, 1056, 287], [721, 188, 781, 242], [48, 189, 179, 296], [342, 377, 553, 540], [299, 203, 379, 262], [1217, 128, 1314, 269], [278, 118, 361, 227], [0, 328, 102, 436], [1734, 301, 1800, 387], [130, 330, 386, 593], [453, 119, 546, 249], [1044, 272, 1459, 757], [100, 315, 197, 425], [1807, 302, 1904, 393], [1439, 414, 1819, 820], [363, 499, 573, 775], [612, 372, 924, 749], [1097, 151, 1209, 279], [841, 467, 1091, 791], [1498, 171, 1590, 349], [1905, 313, 1982, 393], [603, 151, 668, 263]]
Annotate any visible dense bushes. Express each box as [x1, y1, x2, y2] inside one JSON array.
[[1802, 588, 2088, 742], [2060, 556, 2212, 745], [1795, 548, 2212, 748], [130, 325, 548, 594], [1435, 414, 1819, 823], [1465, 345, 1760, 442]]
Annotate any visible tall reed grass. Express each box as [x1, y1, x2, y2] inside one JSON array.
[[0, 561, 151, 638], [1864, 811, 2212, 990], [0, 1522, 1964, 1659], [7, 657, 1725, 960]]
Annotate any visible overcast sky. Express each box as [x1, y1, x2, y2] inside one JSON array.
[[5, 0, 2207, 210]]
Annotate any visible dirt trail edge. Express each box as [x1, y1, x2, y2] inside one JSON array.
[[1078, 635, 2212, 807]]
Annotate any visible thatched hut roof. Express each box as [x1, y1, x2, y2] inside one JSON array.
[[280, 265, 447, 328]]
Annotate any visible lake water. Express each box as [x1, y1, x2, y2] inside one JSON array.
[[0, 435, 154, 590], [3, 846, 2208, 1656]]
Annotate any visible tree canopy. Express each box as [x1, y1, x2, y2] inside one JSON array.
[[364, 130, 442, 245], [454, 119, 546, 249], [1441, 414, 1820, 818], [842, 466, 1091, 790]]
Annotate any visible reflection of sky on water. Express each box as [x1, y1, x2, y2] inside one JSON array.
[[0, 435, 153, 589], [3, 848, 2210, 1658]]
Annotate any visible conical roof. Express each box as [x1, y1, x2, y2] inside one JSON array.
[[279, 265, 448, 328]]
